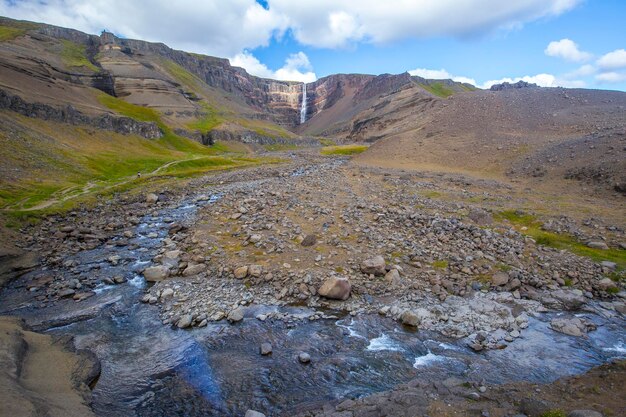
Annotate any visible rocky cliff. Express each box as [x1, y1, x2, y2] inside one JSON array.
[[0, 89, 162, 138]]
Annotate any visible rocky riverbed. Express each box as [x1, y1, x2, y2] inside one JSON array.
[[1, 151, 624, 417]]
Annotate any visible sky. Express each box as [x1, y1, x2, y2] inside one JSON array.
[[1, 0, 625, 90]]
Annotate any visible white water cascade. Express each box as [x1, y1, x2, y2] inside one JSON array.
[[300, 82, 307, 124]]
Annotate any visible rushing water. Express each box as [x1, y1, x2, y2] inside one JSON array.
[[0, 182, 624, 416], [300, 82, 307, 124]]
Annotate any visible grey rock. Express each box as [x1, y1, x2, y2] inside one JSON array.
[[245, 411, 266, 417], [227, 307, 245, 323], [301, 234, 317, 247], [400, 310, 420, 327], [318, 277, 351, 300], [298, 352, 311, 363], [587, 241, 609, 250], [177, 315, 193, 329], [361, 255, 386, 276], [568, 410, 603, 417], [260, 342, 272, 355], [143, 265, 170, 282]]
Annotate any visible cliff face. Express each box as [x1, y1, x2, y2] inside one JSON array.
[[99, 31, 304, 126]]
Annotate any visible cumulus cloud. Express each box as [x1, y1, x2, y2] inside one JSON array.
[[544, 38, 592, 62], [230, 51, 316, 82], [408, 68, 477, 85], [479, 73, 585, 89], [408, 68, 585, 89], [597, 49, 626, 70], [564, 64, 596, 78], [595, 72, 626, 83], [0, 0, 581, 52], [0, 0, 288, 57], [271, 0, 581, 48]]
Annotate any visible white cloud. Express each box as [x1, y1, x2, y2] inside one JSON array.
[[545, 38, 591, 62], [597, 49, 626, 70], [595, 72, 626, 83], [408, 68, 586, 89], [408, 68, 477, 85], [479, 73, 585, 89], [0, 0, 582, 52], [230, 51, 316, 82], [271, 0, 581, 48], [564, 64, 596, 78], [0, 0, 288, 57]]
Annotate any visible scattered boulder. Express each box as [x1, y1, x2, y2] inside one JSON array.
[[177, 315, 193, 329], [468, 208, 493, 225], [234, 266, 249, 279], [301, 234, 317, 247], [298, 352, 311, 364], [384, 269, 401, 286], [182, 263, 205, 277], [400, 310, 420, 327], [248, 264, 263, 278], [361, 255, 386, 276], [587, 241, 608, 250], [568, 411, 604, 417], [550, 317, 596, 337], [146, 193, 159, 204], [160, 288, 174, 300], [227, 307, 245, 323], [143, 266, 170, 282], [245, 410, 266, 417], [318, 277, 351, 300], [598, 278, 617, 292], [491, 272, 509, 287], [260, 343, 272, 355]]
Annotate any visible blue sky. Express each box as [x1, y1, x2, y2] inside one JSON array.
[[1, 0, 625, 90]]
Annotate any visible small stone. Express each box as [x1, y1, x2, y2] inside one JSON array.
[[58, 288, 76, 298], [260, 343, 272, 355], [245, 411, 266, 417], [113, 275, 127, 284], [298, 352, 311, 363], [249, 234, 262, 243], [601, 261, 617, 271]]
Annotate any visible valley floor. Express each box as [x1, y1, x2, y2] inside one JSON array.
[[0, 149, 624, 417]]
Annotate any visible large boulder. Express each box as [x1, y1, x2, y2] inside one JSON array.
[[146, 193, 159, 204], [234, 266, 249, 279], [318, 277, 351, 300], [182, 263, 205, 277], [400, 310, 420, 327], [143, 265, 169, 282], [550, 317, 596, 337], [361, 256, 386, 276], [227, 307, 245, 323]]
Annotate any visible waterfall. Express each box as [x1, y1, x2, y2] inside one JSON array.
[[300, 82, 307, 124]]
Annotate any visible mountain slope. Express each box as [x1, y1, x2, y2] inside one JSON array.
[[355, 86, 626, 195]]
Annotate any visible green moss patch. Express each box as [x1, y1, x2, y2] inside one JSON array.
[[321, 144, 369, 156], [495, 210, 626, 269]]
